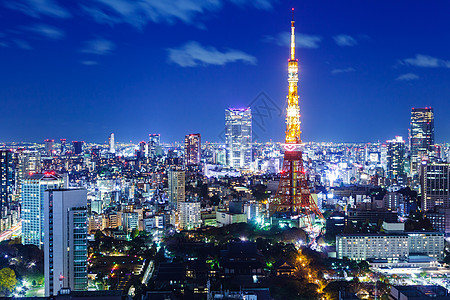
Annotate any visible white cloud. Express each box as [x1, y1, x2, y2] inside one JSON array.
[[13, 39, 32, 50], [402, 54, 450, 68], [27, 24, 65, 39], [80, 5, 121, 26], [167, 41, 257, 67], [4, 0, 71, 18], [264, 32, 322, 49], [333, 34, 357, 47], [81, 60, 99, 66], [331, 67, 355, 75], [396, 73, 419, 81], [84, 0, 276, 28], [81, 38, 115, 55]]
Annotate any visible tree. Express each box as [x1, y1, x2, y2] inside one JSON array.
[[0, 268, 17, 296], [131, 228, 140, 239]]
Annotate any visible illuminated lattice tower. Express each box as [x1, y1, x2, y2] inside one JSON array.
[[271, 9, 324, 228]]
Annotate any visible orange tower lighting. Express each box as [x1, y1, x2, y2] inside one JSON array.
[[271, 9, 324, 228]]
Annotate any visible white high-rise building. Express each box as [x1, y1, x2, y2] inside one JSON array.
[[178, 201, 201, 230], [225, 108, 252, 169], [168, 169, 185, 209], [109, 133, 115, 154], [44, 189, 88, 296], [21, 173, 64, 248]]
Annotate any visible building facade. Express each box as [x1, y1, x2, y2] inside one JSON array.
[[178, 201, 201, 230], [410, 107, 434, 173], [168, 169, 185, 210], [225, 108, 252, 169], [336, 231, 444, 261], [0, 150, 14, 230], [22, 173, 64, 248], [336, 234, 409, 261], [420, 162, 450, 211], [109, 133, 115, 154], [386, 136, 406, 185], [185, 134, 201, 165], [44, 189, 88, 296]]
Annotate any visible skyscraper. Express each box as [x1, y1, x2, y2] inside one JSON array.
[[60, 139, 67, 155], [420, 161, 450, 211], [185, 133, 201, 165], [138, 141, 148, 158], [386, 136, 406, 185], [168, 169, 185, 210], [44, 139, 54, 155], [44, 189, 88, 296], [0, 150, 14, 230], [149, 134, 161, 158], [72, 141, 84, 155], [108, 133, 115, 154], [410, 107, 434, 173], [21, 172, 64, 248], [225, 108, 252, 169]]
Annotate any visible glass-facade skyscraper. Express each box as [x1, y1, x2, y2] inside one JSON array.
[[0, 150, 14, 231], [44, 189, 88, 296], [225, 108, 252, 169], [21, 173, 64, 248], [185, 133, 201, 165], [386, 136, 406, 185], [420, 162, 450, 211], [410, 107, 434, 173]]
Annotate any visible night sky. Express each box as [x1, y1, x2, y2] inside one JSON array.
[[1, 0, 450, 144]]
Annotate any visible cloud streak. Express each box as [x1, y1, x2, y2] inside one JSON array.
[[396, 73, 419, 81], [401, 54, 450, 68], [27, 24, 65, 39], [4, 0, 71, 18], [167, 41, 257, 67], [81, 38, 115, 55], [333, 34, 357, 47], [331, 67, 355, 75], [83, 0, 276, 29]]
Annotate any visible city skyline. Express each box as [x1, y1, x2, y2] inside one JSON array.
[[1, 1, 450, 143]]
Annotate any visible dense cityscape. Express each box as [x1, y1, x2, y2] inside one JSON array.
[[1, 1, 450, 300]]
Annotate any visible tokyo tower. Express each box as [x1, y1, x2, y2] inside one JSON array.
[[271, 9, 324, 228]]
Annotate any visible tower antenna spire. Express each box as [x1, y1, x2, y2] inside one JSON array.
[[290, 8, 295, 61]]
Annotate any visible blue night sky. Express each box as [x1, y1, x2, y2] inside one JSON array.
[[1, 0, 450, 144]]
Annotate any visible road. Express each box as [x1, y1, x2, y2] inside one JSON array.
[[0, 221, 22, 242]]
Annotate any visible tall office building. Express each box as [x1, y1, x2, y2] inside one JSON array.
[[225, 108, 252, 169], [16, 150, 41, 197], [138, 141, 148, 158], [168, 169, 185, 210], [149, 134, 161, 158], [60, 139, 67, 155], [420, 162, 450, 211], [108, 133, 115, 154], [44, 189, 88, 296], [185, 134, 201, 165], [44, 139, 54, 155], [386, 136, 406, 185], [72, 141, 84, 155], [410, 107, 434, 173], [0, 150, 14, 230], [22, 172, 64, 248]]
